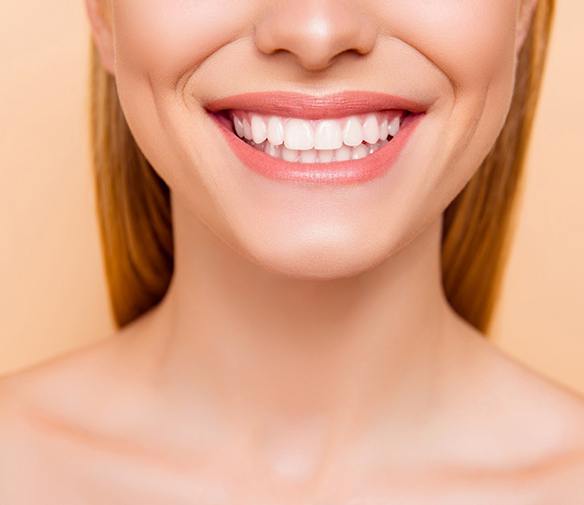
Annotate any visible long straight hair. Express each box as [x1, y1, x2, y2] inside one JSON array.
[[89, 2, 555, 333]]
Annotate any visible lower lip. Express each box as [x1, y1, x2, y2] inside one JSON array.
[[209, 112, 424, 186]]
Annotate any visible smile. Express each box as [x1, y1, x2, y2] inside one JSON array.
[[230, 110, 404, 163], [206, 91, 426, 185]]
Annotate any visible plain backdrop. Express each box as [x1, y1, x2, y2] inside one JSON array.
[[1, 2, 583, 394]]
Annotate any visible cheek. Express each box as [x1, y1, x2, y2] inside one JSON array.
[[364, 0, 521, 244], [109, 1, 262, 235], [389, 0, 518, 87], [112, 0, 253, 78], [110, 0, 257, 182], [107, 0, 524, 277], [392, 0, 520, 190]]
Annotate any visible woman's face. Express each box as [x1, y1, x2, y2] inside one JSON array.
[[91, 0, 531, 278]]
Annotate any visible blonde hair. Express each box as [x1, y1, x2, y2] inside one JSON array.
[[89, 1, 555, 332]]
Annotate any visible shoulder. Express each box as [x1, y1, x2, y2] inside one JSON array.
[[0, 331, 138, 499], [441, 317, 584, 484], [512, 448, 584, 502], [0, 374, 55, 501], [0, 334, 115, 424], [0, 308, 164, 450], [456, 323, 584, 495], [0, 303, 163, 417], [481, 335, 584, 444], [0, 329, 135, 444], [0, 336, 117, 414], [517, 387, 584, 498]]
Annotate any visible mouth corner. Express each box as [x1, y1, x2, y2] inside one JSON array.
[[203, 91, 427, 185]]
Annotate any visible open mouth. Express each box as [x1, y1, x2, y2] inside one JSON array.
[[205, 91, 426, 185], [213, 109, 412, 164]]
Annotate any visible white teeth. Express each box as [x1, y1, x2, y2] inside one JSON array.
[[251, 115, 267, 144], [319, 150, 335, 163], [231, 110, 405, 163], [281, 146, 299, 162], [251, 138, 390, 163], [264, 142, 281, 157], [335, 145, 352, 161], [369, 143, 384, 154], [233, 115, 245, 138], [314, 120, 343, 150], [388, 116, 401, 137], [284, 119, 314, 150], [299, 149, 318, 163], [362, 114, 380, 144], [379, 118, 388, 141], [267, 116, 285, 146], [243, 118, 253, 140], [343, 116, 363, 147], [352, 144, 369, 160]]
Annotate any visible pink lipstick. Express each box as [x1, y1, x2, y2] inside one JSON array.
[[205, 91, 426, 186]]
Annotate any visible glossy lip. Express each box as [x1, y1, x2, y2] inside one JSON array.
[[204, 91, 427, 186], [205, 90, 429, 119]]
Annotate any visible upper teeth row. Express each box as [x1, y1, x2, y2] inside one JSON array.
[[232, 111, 402, 151]]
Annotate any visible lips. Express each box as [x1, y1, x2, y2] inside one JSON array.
[[204, 91, 427, 186], [205, 91, 428, 119]]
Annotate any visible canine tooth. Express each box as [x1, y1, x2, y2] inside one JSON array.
[[314, 120, 343, 150], [379, 118, 388, 141], [233, 115, 245, 138], [352, 144, 369, 160], [318, 150, 335, 163], [363, 114, 380, 144], [267, 116, 285, 146], [388, 116, 401, 137], [335, 145, 352, 161], [284, 119, 314, 150], [251, 115, 267, 144], [343, 116, 363, 147], [243, 118, 253, 140], [300, 149, 318, 163], [281, 147, 299, 161]]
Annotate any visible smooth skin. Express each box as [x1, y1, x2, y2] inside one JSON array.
[[2, 0, 584, 503]]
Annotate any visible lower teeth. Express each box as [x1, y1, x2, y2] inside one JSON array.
[[245, 138, 391, 163]]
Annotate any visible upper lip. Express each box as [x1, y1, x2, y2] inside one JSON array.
[[204, 91, 428, 120]]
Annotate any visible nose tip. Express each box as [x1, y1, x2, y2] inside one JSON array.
[[254, 1, 377, 72]]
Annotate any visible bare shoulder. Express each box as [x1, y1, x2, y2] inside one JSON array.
[[0, 330, 124, 435], [0, 304, 161, 421], [0, 302, 166, 442], [544, 456, 584, 501], [0, 322, 143, 438], [0, 334, 121, 415], [512, 371, 584, 498], [483, 335, 584, 441], [515, 447, 584, 502], [455, 321, 584, 495], [0, 323, 150, 500]]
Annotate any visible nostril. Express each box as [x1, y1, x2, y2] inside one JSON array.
[[253, 5, 378, 73]]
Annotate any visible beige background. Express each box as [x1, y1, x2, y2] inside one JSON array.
[[1, 2, 583, 393]]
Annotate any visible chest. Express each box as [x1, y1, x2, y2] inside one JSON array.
[[11, 456, 554, 505], [7, 431, 557, 505]]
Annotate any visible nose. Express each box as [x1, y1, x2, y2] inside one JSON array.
[[254, 0, 378, 72]]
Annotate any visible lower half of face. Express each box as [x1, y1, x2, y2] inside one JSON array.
[[112, 0, 520, 278]]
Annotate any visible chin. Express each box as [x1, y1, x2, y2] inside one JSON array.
[[240, 233, 391, 280]]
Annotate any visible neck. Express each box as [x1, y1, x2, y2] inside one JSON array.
[[138, 194, 461, 477]]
